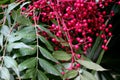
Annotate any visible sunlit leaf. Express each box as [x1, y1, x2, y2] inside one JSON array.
[[16, 27, 36, 42], [17, 16, 32, 25], [3, 56, 20, 78], [3, 56, 17, 69], [18, 57, 36, 71], [8, 34, 22, 43], [0, 67, 10, 80], [74, 76, 81, 80], [7, 42, 32, 52], [0, 25, 10, 37], [12, 10, 31, 25], [5, 2, 20, 15], [39, 25, 54, 37], [10, 74, 15, 80], [39, 58, 61, 76], [37, 70, 48, 80], [77, 60, 106, 71], [19, 45, 36, 56], [21, 68, 37, 79], [62, 63, 71, 69], [20, 1, 30, 8], [54, 64, 63, 72], [39, 35, 53, 51], [0, 34, 3, 47], [82, 70, 96, 80], [80, 74, 87, 80], [63, 70, 78, 79], [52, 51, 71, 61], [39, 46, 58, 63]]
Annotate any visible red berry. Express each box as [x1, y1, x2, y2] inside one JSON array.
[[102, 45, 105, 49], [108, 24, 112, 28], [76, 63, 81, 68], [21, 7, 26, 11], [75, 45, 79, 50], [61, 72, 65, 75], [108, 32, 112, 36], [88, 38, 93, 42], [104, 39, 108, 43], [104, 46, 108, 51], [77, 54, 81, 59], [52, 38, 56, 42], [28, 12, 33, 16]]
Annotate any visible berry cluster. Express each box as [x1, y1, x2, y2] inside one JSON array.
[[21, 0, 118, 71]]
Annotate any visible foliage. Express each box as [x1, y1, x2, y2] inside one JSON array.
[[0, 0, 120, 80]]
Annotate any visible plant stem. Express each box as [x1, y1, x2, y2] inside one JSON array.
[[61, 18, 75, 68], [88, 18, 110, 59], [96, 36, 112, 64], [88, 36, 101, 59], [92, 36, 112, 74]]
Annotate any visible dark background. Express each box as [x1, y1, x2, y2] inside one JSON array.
[[101, 3, 120, 80]]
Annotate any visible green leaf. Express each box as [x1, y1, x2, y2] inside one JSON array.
[[12, 51, 23, 58], [0, 0, 9, 4], [62, 63, 71, 69], [39, 25, 54, 37], [8, 33, 22, 43], [12, 10, 32, 26], [7, 42, 32, 52], [63, 70, 78, 79], [0, 34, 3, 47], [6, 14, 12, 27], [52, 51, 71, 61], [54, 64, 63, 72], [10, 74, 15, 80], [55, 63, 71, 73], [11, 9, 32, 25], [74, 76, 81, 80], [0, 25, 22, 43], [16, 27, 36, 42], [21, 68, 37, 79], [10, 0, 15, 2], [5, 2, 20, 15], [18, 57, 36, 71], [39, 35, 53, 51], [61, 42, 69, 47], [77, 60, 106, 71], [3, 56, 20, 77], [88, 36, 101, 59], [39, 46, 58, 63], [3, 56, 17, 68], [82, 70, 96, 80], [11, 9, 20, 20], [80, 74, 87, 80], [20, 1, 30, 8], [59, 38, 69, 46], [17, 16, 32, 25], [0, 67, 10, 80], [19, 45, 36, 56], [51, 19, 58, 25], [0, 25, 10, 37], [38, 24, 59, 41], [37, 70, 48, 80], [39, 58, 61, 76]]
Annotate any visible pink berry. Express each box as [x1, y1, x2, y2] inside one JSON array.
[[75, 45, 79, 50], [21, 7, 26, 11], [77, 54, 81, 59], [61, 72, 65, 75], [76, 63, 81, 68]]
